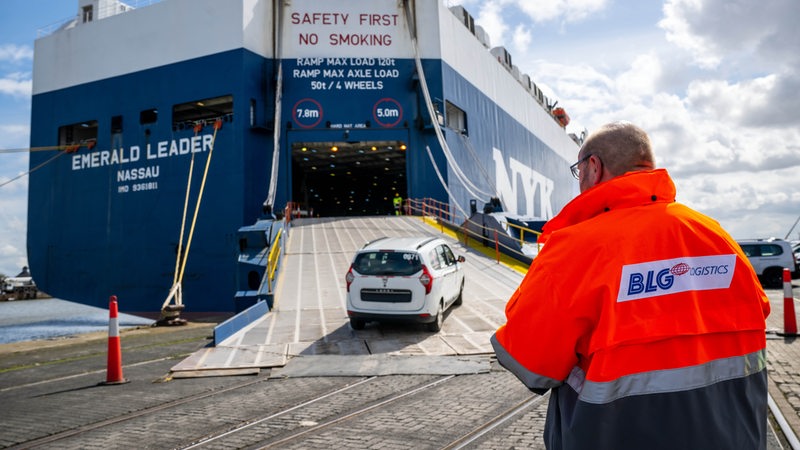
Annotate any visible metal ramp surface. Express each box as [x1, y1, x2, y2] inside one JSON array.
[[171, 216, 523, 376]]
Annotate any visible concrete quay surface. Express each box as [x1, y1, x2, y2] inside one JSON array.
[[0, 285, 797, 449]]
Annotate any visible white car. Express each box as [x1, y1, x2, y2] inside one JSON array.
[[345, 236, 465, 331], [737, 238, 799, 288]]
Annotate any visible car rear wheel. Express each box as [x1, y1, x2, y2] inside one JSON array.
[[350, 318, 366, 330], [427, 301, 443, 332], [763, 267, 784, 289]]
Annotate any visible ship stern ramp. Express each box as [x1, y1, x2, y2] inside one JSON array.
[[461, 211, 544, 264], [173, 216, 521, 377]]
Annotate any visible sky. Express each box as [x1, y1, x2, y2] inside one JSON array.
[[0, 0, 799, 277]]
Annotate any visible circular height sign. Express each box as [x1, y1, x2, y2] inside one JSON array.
[[373, 98, 403, 128], [292, 98, 324, 128]]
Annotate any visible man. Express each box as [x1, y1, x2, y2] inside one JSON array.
[[491, 122, 770, 449], [393, 192, 403, 215]]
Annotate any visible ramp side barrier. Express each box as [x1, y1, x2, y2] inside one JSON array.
[[266, 227, 283, 294], [232, 202, 295, 313], [214, 299, 269, 346], [223, 202, 294, 345], [406, 198, 540, 270]]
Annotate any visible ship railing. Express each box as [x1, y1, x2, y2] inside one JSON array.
[[285, 202, 313, 221], [406, 197, 453, 223], [502, 220, 543, 250], [37, 0, 165, 38], [407, 197, 541, 267], [457, 214, 543, 265]]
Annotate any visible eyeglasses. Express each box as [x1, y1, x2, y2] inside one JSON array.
[[570, 153, 593, 179]]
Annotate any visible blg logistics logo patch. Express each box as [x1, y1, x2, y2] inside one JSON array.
[[617, 254, 736, 302]]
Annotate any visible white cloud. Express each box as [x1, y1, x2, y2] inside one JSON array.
[[471, 1, 509, 48], [513, 0, 608, 24], [0, 72, 32, 97], [0, 243, 28, 278], [0, 176, 28, 277], [678, 168, 800, 240], [512, 23, 532, 50], [659, 0, 800, 71], [685, 73, 800, 130], [0, 42, 34, 276], [0, 44, 33, 64], [615, 54, 662, 102], [697, 72, 800, 129], [462, 0, 607, 47], [0, 124, 30, 145], [0, 153, 30, 180], [658, 0, 720, 69]]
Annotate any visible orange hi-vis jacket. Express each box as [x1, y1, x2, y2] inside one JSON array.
[[492, 169, 770, 450]]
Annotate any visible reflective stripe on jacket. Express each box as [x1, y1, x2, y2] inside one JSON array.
[[492, 169, 770, 450]]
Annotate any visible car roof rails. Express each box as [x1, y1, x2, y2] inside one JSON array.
[[416, 237, 437, 249], [363, 236, 389, 248]]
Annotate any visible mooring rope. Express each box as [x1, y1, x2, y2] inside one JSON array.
[[162, 118, 223, 310]]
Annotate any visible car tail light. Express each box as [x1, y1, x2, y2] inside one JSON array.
[[419, 265, 433, 294], [345, 265, 355, 292]]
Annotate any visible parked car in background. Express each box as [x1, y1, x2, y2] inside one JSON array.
[[345, 236, 465, 332], [737, 238, 799, 288]]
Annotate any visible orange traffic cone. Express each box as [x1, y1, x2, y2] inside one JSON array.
[[780, 269, 798, 336], [101, 295, 129, 385]]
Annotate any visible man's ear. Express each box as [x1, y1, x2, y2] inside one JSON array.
[[588, 155, 604, 186]]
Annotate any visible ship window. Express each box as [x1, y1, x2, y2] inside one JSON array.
[[111, 115, 123, 134], [172, 95, 233, 129], [140, 108, 158, 125], [445, 101, 467, 135], [58, 120, 98, 146], [82, 6, 93, 23]]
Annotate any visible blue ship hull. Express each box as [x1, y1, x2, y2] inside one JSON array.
[[28, 0, 579, 313]]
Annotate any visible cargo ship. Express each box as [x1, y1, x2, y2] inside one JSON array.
[[28, 0, 580, 314]]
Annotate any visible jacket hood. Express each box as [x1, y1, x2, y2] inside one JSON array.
[[540, 169, 677, 245]]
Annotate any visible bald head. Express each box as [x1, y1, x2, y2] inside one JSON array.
[[579, 122, 655, 178]]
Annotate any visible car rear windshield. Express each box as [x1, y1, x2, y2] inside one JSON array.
[[353, 251, 422, 276]]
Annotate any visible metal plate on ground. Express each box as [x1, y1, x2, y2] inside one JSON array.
[[442, 332, 495, 354], [270, 354, 492, 378], [364, 334, 458, 355], [170, 343, 288, 372], [170, 368, 261, 379], [288, 339, 371, 356]]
